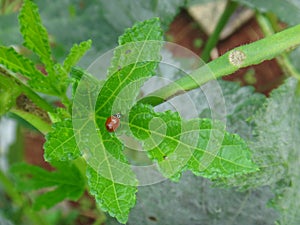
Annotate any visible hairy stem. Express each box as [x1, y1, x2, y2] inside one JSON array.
[[10, 107, 52, 134], [139, 23, 300, 106]]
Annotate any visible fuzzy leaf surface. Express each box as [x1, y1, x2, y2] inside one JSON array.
[[252, 78, 300, 224], [0, 46, 48, 84], [44, 119, 81, 161], [16, 0, 73, 95], [87, 165, 137, 224], [72, 18, 163, 223], [107, 80, 276, 225], [235, 0, 300, 26], [19, 0, 53, 70], [129, 103, 258, 180], [63, 40, 92, 73], [0, 46, 64, 95]]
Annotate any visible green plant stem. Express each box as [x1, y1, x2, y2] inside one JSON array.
[[256, 13, 274, 35], [10, 108, 52, 134], [22, 86, 55, 113], [0, 169, 49, 225], [201, 0, 238, 62], [139, 23, 300, 106], [256, 13, 300, 80]]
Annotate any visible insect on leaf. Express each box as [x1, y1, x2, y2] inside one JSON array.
[[72, 18, 163, 223]]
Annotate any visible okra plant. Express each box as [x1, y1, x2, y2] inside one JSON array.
[[1, 0, 300, 224]]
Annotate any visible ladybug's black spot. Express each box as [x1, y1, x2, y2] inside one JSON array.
[[148, 216, 157, 222]]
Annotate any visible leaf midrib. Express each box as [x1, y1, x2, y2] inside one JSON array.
[[96, 24, 156, 114]]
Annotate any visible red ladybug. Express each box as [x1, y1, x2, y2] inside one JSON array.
[[105, 113, 121, 132]]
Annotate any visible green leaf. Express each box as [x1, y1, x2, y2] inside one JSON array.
[[71, 18, 163, 223], [0, 46, 64, 95], [0, 0, 92, 98], [19, 0, 53, 70], [105, 17, 163, 84], [251, 78, 300, 224], [0, 46, 46, 80], [93, 18, 162, 223], [106, 80, 276, 225], [17, 0, 69, 96], [63, 40, 92, 73], [213, 78, 300, 222], [87, 165, 137, 224], [129, 103, 258, 180], [0, 46, 62, 95], [44, 119, 81, 161], [73, 72, 138, 223], [219, 78, 298, 189], [234, 0, 300, 26], [10, 162, 85, 210]]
